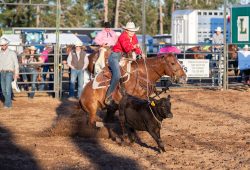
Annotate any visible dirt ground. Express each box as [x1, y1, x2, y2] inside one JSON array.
[[0, 89, 250, 170]]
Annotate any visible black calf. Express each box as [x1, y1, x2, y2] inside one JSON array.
[[119, 94, 172, 152]]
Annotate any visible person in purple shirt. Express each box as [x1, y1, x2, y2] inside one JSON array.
[[93, 21, 118, 75], [38, 44, 53, 91]]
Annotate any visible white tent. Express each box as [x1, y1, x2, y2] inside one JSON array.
[[1, 34, 23, 54], [43, 33, 82, 45]]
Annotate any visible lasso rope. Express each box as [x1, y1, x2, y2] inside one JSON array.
[[143, 56, 150, 101]]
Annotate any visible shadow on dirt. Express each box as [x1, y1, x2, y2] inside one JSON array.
[[41, 98, 141, 169], [0, 123, 40, 170]]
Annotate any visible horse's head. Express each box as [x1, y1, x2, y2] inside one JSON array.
[[228, 44, 238, 60], [161, 53, 187, 84]]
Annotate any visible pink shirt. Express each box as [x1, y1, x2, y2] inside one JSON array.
[[40, 49, 49, 63], [94, 29, 118, 46]]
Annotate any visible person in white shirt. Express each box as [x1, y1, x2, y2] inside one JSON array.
[[67, 42, 89, 99], [0, 38, 19, 108]]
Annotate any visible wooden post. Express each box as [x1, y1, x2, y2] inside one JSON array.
[[104, 0, 108, 22], [114, 0, 120, 28], [159, 0, 163, 34]]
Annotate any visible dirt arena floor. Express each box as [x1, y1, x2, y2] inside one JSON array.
[[0, 89, 250, 170]]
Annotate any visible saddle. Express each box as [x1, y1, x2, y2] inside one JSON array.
[[92, 59, 133, 89]]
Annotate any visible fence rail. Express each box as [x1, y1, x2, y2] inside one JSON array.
[[1, 43, 249, 99]]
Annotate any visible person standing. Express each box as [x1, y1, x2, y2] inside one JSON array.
[[67, 42, 89, 100], [27, 46, 39, 99], [239, 44, 250, 85], [212, 26, 224, 87], [212, 26, 224, 52], [94, 21, 118, 75], [0, 38, 19, 109], [39, 44, 53, 91]]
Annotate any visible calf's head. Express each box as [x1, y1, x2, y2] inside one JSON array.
[[153, 95, 173, 119]]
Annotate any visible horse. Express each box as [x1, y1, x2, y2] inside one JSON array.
[[227, 44, 239, 76], [185, 46, 212, 59], [176, 46, 210, 59], [79, 53, 187, 127]]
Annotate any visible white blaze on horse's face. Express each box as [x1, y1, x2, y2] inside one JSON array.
[[172, 56, 187, 83]]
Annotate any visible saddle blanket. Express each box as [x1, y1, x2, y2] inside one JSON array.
[[92, 60, 132, 89]]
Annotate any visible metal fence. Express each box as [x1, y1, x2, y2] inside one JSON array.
[[4, 42, 248, 100]]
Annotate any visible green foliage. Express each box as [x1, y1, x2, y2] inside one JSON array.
[[0, 0, 231, 34]]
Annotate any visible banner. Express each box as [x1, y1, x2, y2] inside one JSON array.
[[238, 51, 250, 70], [237, 16, 249, 41], [179, 59, 210, 77]]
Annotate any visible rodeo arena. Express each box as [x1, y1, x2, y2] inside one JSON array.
[[0, 1, 250, 170]]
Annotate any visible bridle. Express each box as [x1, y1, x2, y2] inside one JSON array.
[[161, 55, 184, 81]]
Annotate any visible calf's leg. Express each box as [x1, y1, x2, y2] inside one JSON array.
[[148, 128, 165, 152]]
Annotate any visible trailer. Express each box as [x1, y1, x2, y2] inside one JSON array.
[[171, 9, 230, 48]]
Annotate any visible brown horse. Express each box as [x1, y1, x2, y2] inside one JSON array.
[[228, 44, 239, 76], [79, 53, 187, 126], [185, 46, 212, 59]]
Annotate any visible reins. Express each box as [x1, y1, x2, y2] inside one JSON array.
[[143, 57, 150, 101]]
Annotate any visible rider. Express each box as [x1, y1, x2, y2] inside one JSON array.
[[105, 21, 146, 105], [93, 21, 118, 75]]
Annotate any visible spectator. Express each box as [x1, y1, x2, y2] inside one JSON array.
[[212, 26, 224, 52], [0, 38, 19, 109], [39, 44, 53, 91], [19, 47, 30, 91], [27, 46, 39, 99], [212, 26, 224, 87], [240, 44, 250, 85], [93, 21, 118, 75], [67, 42, 89, 100]]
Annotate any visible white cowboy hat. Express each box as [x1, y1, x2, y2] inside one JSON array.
[[75, 42, 83, 47], [243, 44, 249, 50], [0, 38, 9, 45], [122, 22, 140, 32], [28, 46, 37, 51], [45, 43, 53, 48], [215, 26, 222, 32], [11, 80, 20, 93]]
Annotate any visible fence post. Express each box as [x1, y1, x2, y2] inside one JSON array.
[[54, 0, 61, 99], [223, 0, 227, 90]]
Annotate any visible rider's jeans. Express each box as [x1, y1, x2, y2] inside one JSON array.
[[106, 52, 121, 98]]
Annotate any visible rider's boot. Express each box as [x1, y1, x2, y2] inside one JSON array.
[[105, 95, 113, 105]]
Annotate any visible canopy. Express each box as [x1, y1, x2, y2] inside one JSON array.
[[44, 33, 82, 45], [158, 46, 181, 54]]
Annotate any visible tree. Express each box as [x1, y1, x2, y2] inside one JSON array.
[[0, 0, 36, 27]]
